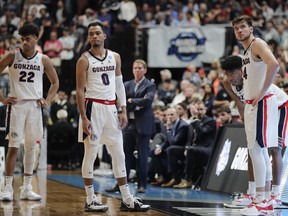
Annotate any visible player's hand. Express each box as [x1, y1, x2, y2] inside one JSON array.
[[82, 118, 92, 136], [36, 98, 48, 108], [2, 96, 17, 105], [252, 94, 263, 106], [118, 112, 128, 129]]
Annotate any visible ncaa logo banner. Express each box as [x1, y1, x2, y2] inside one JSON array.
[[148, 26, 225, 68]]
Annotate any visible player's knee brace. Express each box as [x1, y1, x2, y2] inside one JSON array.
[[111, 151, 126, 178], [82, 141, 98, 178], [263, 148, 272, 181], [249, 145, 266, 187]]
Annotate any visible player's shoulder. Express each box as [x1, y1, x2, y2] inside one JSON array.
[[107, 49, 120, 58], [253, 37, 268, 47]]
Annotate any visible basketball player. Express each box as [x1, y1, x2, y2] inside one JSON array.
[[222, 55, 287, 210], [0, 24, 59, 201], [76, 21, 150, 212], [232, 15, 280, 215]]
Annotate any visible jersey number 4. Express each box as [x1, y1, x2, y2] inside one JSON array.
[[19, 71, 35, 83]]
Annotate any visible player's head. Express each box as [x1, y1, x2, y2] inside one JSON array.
[[232, 15, 253, 42], [18, 24, 39, 51], [87, 21, 106, 47], [221, 55, 243, 86], [19, 24, 39, 38]]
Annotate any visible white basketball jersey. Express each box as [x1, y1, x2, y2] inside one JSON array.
[[270, 84, 288, 107], [242, 38, 272, 100], [9, 49, 44, 100], [84, 49, 116, 100]]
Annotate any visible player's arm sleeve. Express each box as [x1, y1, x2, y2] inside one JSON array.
[[115, 75, 126, 107]]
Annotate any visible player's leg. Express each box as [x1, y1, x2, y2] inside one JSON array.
[[0, 104, 25, 201], [20, 103, 43, 201], [103, 105, 150, 212], [82, 139, 108, 212]]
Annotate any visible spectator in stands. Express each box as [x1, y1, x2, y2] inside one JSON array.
[[212, 73, 232, 115], [0, 5, 21, 29], [171, 79, 190, 107], [217, 106, 243, 126], [59, 27, 75, 91], [43, 31, 63, 75], [202, 83, 215, 117], [118, 0, 137, 24], [262, 21, 279, 43], [274, 72, 285, 89], [175, 102, 189, 123], [158, 69, 177, 91], [150, 107, 188, 187], [48, 109, 76, 170], [173, 98, 216, 188], [182, 83, 200, 107], [50, 90, 70, 124], [182, 63, 201, 89]]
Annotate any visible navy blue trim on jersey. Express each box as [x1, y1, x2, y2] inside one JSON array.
[[5, 105, 11, 136], [20, 49, 38, 60], [279, 107, 286, 139], [256, 99, 264, 148], [88, 49, 108, 62]]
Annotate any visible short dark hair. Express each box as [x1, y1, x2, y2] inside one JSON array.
[[232, 15, 253, 27], [87, 21, 105, 32], [19, 24, 39, 37], [221, 55, 242, 71], [217, 106, 231, 114]]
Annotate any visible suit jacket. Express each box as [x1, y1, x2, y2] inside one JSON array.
[[187, 115, 216, 149], [124, 77, 156, 135], [161, 119, 189, 151]]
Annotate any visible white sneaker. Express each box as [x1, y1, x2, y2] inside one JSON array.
[[270, 195, 282, 209], [120, 196, 150, 212], [232, 194, 254, 206], [20, 186, 41, 201], [0, 185, 13, 201], [84, 195, 108, 212], [240, 199, 274, 216]]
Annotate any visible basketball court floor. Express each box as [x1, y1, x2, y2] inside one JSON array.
[[1, 169, 287, 216]]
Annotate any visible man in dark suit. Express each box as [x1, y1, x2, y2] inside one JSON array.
[[150, 107, 189, 187], [106, 59, 156, 193], [172, 98, 216, 188]]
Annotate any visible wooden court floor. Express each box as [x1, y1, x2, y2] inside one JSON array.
[[0, 171, 168, 216]]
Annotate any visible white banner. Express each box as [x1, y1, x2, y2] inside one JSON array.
[[148, 26, 226, 68]]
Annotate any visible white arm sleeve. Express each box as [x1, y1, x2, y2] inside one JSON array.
[[115, 75, 126, 107]]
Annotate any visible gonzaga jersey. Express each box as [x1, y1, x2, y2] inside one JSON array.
[[242, 38, 272, 100], [9, 49, 44, 100], [84, 49, 116, 100]]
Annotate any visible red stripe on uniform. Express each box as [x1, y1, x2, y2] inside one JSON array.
[[283, 106, 288, 144]]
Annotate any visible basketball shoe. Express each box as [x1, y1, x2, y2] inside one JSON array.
[[84, 194, 108, 212], [120, 196, 150, 212], [240, 199, 274, 215], [20, 185, 41, 201], [232, 194, 254, 206], [270, 195, 282, 209], [0, 185, 13, 201]]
